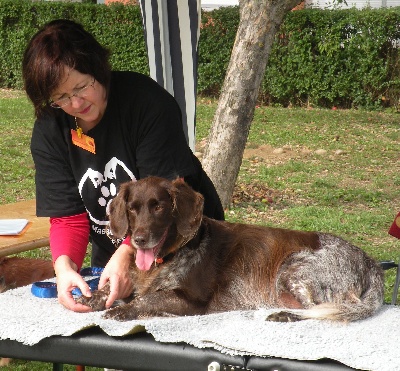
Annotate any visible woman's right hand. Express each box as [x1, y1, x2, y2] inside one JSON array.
[[54, 255, 93, 312]]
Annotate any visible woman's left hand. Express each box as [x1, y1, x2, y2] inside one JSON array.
[[98, 243, 134, 309]]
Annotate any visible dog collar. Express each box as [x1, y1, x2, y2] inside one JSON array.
[[154, 252, 175, 267], [31, 267, 104, 298]]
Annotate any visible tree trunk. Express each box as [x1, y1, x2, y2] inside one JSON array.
[[202, 0, 301, 209]]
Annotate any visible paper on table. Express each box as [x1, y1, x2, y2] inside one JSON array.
[[0, 219, 29, 235]]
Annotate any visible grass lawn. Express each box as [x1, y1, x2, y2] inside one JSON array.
[[0, 91, 399, 370]]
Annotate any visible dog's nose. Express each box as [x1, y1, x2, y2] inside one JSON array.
[[134, 236, 147, 247]]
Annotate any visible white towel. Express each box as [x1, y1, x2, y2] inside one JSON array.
[[0, 285, 399, 371]]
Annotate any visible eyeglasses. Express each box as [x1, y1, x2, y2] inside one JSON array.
[[50, 78, 96, 108]]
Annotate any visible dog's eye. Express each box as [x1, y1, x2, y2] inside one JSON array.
[[148, 199, 163, 212], [151, 201, 162, 211], [128, 201, 139, 212]]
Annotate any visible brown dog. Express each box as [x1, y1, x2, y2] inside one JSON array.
[[77, 176, 384, 322], [0, 257, 54, 291]]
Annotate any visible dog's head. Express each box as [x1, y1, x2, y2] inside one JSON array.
[[108, 176, 204, 270]]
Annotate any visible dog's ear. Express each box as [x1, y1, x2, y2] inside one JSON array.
[[170, 178, 204, 239], [108, 182, 132, 239]]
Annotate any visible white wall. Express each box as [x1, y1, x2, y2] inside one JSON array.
[[305, 0, 400, 9], [201, 0, 239, 10]]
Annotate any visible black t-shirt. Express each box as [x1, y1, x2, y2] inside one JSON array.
[[31, 71, 223, 265]]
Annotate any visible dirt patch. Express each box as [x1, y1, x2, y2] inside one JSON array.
[[196, 142, 309, 210], [243, 144, 310, 164], [0, 89, 25, 99], [197, 141, 314, 166], [231, 181, 281, 206]]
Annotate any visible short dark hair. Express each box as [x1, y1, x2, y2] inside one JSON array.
[[22, 19, 111, 118]]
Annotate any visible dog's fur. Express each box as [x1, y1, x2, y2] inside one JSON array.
[[77, 176, 384, 322], [0, 257, 54, 291], [0, 257, 54, 366]]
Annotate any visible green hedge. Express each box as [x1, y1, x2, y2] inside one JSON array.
[[197, 6, 239, 95], [0, 0, 148, 88], [199, 6, 400, 109], [264, 8, 400, 109], [1, 0, 399, 109]]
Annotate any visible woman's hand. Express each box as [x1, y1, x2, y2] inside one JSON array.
[[98, 243, 134, 309], [54, 255, 93, 312]]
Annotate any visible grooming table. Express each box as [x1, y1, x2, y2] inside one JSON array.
[[0, 199, 49, 257], [0, 327, 354, 371], [0, 283, 399, 371]]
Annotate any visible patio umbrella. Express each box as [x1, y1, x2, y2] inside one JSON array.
[[139, 0, 200, 151]]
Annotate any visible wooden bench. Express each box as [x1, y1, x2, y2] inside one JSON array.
[[0, 199, 49, 257]]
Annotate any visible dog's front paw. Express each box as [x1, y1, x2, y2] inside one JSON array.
[[102, 305, 139, 321], [266, 311, 303, 322], [76, 290, 108, 311]]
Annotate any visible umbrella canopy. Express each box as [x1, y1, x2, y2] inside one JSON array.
[[139, 0, 200, 151]]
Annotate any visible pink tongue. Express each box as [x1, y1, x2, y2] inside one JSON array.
[[135, 248, 155, 271]]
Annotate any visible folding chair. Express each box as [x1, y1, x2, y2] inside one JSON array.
[[381, 259, 400, 304], [392, 259, 400, 304]]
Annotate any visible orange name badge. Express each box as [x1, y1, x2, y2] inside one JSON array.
[[71, 129, 96, 154]]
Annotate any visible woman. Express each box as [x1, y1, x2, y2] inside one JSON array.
[[23, 19, 223, 312]]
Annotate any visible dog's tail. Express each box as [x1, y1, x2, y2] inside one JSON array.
[[299, 290, 383, 322], [269, 283, 384, 322]]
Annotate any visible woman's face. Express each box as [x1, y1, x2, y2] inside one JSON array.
[[50, 67, 107, 129]]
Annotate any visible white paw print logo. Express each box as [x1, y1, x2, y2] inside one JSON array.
[[98, 183, 117, 214], [79, 157, 136, 226]]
